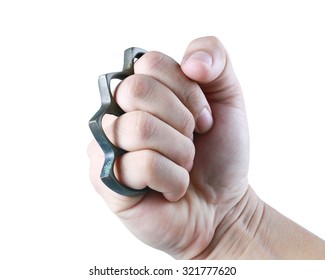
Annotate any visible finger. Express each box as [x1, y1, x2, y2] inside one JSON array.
[[181, 36, 245, 110], [114, 150, 189, 202], [88, 140, 144, 212], [88, 135, 189, 202], [134, 51, 213, 134], [115, 74, 194, 139], [102, 112, 195, 172]]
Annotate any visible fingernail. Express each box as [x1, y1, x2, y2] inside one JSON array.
[[185, 51, 212, 67], [196, 107, 213, 133]]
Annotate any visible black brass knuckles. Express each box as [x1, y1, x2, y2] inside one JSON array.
[[89, 47, 150, 196]]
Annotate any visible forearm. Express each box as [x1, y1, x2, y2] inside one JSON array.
[[196, 186, 325, 259], [253, 200, 325, 259]]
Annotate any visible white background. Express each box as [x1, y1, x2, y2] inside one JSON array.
[[1, 0, 325, 279]]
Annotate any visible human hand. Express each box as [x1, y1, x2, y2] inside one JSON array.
[[88, 36, 254, 259]]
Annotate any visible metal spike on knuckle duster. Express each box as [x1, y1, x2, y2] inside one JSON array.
[[89, 47, 150, 196]]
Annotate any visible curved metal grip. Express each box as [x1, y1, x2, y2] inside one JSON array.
[[89, 47, 149, 196]]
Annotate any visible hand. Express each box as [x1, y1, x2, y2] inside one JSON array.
[[88, 36, 252, 259]]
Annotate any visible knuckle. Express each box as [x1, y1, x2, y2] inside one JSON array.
[[205, 35, 222, 48], [163, 168, 189, 202], [175, 168, 190, 192], [127, 74, 152, 99], [179, 110, 195, 137], [134, 112, 157, 141], [136, 51, 167, 71], [175, 138, 195, 171], [143, 151, 189, 201], [182, 140, 195, 171], [183, 83, 207, 120], [177, 172, 190, 198], [184, 84, 201, 108], [143, 151, 162, 180], [190, 36, 221, 49]]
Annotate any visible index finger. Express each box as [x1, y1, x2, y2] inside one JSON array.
[[134, 51, 213, 134]]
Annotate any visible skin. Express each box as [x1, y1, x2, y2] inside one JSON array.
[[88, 36, 325, 259]]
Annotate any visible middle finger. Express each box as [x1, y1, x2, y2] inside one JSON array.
[[115, 74, 195, 139]]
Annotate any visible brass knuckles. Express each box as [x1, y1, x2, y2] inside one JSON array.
[[89, 47, 149, 196]]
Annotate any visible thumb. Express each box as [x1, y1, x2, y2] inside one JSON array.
[[181, 36, 243, 108]]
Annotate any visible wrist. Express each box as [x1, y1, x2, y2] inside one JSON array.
[[195, 185, 325, 259], [194, 186, 273, 259]]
